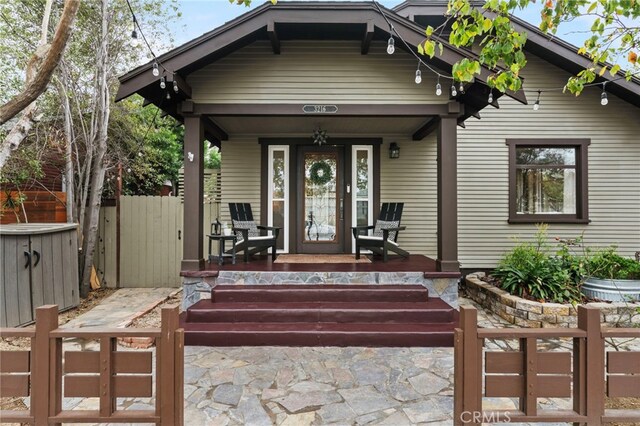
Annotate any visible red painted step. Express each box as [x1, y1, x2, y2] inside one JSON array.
[[182, 321, 456, 347], [183, 284, 458, 347], [211, 284, 429, 303], [186, 299, 454, 324]]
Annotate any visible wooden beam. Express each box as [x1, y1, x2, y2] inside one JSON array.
[[267, 21, 280, 54], [361, 21, 374, 54], [202, 116, 228, 141], [191, 103, 452, 117], [181, 115, 205, 271], [168, 73, 192, 98], [437, 115, 459, 272], [412, 117, 439, 141]]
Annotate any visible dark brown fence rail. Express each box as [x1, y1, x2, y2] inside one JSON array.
[[0, 305, 183, 425], [454, 306, 640, 425]]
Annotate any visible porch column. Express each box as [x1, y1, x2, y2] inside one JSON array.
[[436, 112, 460, 272], [181, 114, 205, 271]]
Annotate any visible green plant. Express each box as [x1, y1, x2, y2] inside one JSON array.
[[492, 225, 583, 303], [587, 247, 640, 280]]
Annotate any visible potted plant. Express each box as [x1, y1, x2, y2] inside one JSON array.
[[582, 247, 640, 302]]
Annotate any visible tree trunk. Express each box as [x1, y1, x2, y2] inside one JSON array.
[[0, 0, 55, 168], [57, 74, 76, 223], [0, 0, 80, 127], [80, 0, 110, 297]]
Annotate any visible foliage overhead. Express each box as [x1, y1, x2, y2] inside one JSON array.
[[420, 0, 639, 94]]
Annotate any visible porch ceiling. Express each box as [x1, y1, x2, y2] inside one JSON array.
[[210, 115, 434, 137]]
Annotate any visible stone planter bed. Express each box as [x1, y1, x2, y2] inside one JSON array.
[[465, 273, 640, 328]]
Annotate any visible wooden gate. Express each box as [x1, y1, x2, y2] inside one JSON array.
[[95, 196, 220, 288], [454, 306, 640, 425], [0, 305, 183, 425]]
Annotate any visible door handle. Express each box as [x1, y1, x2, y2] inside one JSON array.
[[178, 230, 182, 240], [24, 251, 31, 269], [33, 250, 41, 267]]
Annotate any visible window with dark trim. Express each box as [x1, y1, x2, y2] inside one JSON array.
[[507, 139, 589, 224]]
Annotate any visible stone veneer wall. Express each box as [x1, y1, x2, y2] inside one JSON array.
[[465, 273, 640, 328], [183, 271, 460, 310]]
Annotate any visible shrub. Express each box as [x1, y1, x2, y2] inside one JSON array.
[[492, 225, 583, 303], [587, 247, 640, 280]]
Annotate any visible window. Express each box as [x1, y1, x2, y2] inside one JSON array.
[[268, 146, 289, 252], [507, 139, 589, 223]]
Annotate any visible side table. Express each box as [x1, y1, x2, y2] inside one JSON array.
[[207, 234, 237, 265]]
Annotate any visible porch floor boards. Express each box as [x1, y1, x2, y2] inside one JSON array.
[[204, 254, 459, 279]]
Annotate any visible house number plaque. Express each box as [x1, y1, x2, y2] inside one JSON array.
[[303, 105, 338, 114]]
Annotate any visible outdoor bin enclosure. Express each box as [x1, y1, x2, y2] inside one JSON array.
[[0, 223, 80, 327]]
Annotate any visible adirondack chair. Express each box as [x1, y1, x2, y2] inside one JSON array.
[[229, 203, 280, 262], [352, 202, 409, 262]]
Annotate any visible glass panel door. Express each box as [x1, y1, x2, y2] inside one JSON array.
[[268, 146, 288, 252], [299, 147, 344, 253], [352, 146, 373, 251]]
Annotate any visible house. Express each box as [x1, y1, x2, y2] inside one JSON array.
[[116, 1, 640, 317]]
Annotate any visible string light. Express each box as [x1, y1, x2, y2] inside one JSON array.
[[387, 35, 395, 55], [159, 76, 166, 89], [152, 62, 159, 77], [600, 83, 608, 106], [488, 90, 493, 104], [173, 78, 179, 93], [435, 77, 442, 96], [451, 83, 457, 97], [458, 81, 465, 94], [533, 90, 541, 111], [415, 63, 422, 84], [166, 91, 171, 100]]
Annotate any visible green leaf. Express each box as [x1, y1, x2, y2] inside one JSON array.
[[482, 18, 492, 32], [587, 1, 597, 13], [424, 40, 435, 58], [417, 43, 424, 55], [610, 64, 621, 75], [598, 66, 607, 76], [425, 25, 434, 37]]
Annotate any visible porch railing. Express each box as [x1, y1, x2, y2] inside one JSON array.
[[0, 305, 184, 425], [454, 306, 640, 425]]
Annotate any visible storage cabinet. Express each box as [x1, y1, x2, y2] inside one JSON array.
[[1, 224, 79, 327]]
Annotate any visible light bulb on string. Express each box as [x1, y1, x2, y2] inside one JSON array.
[[173, 79, 179, 93], [488, 90, 493, 104], [387, 36, 395, 55], [600, 83, 608, 106], [435, 77, 442, 96], [166, 91, 171, 100], [533, 90, 541, 111], [415, 67, 422, 84], [130, 29, 139, 48], [459, 81, 465, 94], [159, 76, 166, 89], [152, 62, 159, 77], [451, 83, 457, 97]]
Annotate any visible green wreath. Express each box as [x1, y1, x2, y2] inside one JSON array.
[[308, 161, 333, 186]]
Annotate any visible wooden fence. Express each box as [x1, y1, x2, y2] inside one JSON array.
[[95, 196, 220, 288], [0, 305, 184, 425], [454, 306, 640, 425]]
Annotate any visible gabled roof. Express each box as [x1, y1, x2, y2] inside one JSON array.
[[393, 0, 640, 108], [116, 0, 526, 120]]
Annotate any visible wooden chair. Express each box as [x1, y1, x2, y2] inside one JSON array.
[[352, 202, 409, 262], [228, 203, 280, 262]]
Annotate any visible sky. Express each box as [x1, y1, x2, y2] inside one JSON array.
[[166, 0, 591, 51]]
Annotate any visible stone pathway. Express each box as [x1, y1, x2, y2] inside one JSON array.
[[33, 290, 638, 425]]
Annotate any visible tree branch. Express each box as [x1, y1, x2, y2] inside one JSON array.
[[0, 0, 80, 125]]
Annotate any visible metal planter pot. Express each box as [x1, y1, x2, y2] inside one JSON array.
[[581, 277, 640, 302]]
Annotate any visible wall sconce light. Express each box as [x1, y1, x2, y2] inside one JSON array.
[[187, 152, 194, 162], [389, 142, 400, 159]]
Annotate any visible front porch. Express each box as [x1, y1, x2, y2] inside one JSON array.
[[181, 254, 460, 311]]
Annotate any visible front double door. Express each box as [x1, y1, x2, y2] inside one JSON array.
[[297, 145, 346, 254]]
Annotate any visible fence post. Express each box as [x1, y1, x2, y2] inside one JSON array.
[[578, 306, 605, 426], [159, 306, 179, 426], [174, 328, 185, 425], [459, 306, 482, 426], [453, 328, 464, 426], [32, 305, 58, 426]]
